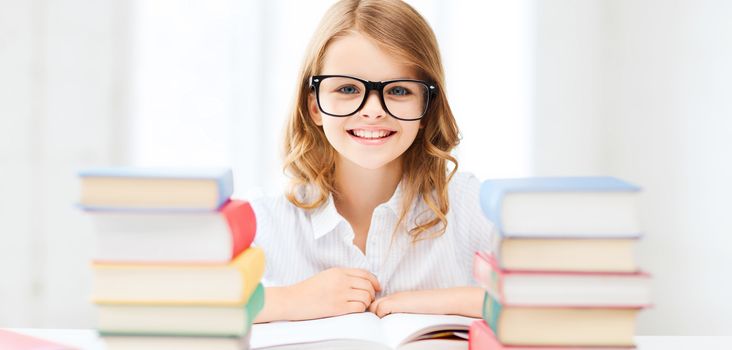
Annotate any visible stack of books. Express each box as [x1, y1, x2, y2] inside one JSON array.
[[468, 177, 651, 350], [78, 168, 265, 350]]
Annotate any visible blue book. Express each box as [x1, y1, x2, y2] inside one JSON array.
[[480, 176, 641, 238], [78, 167, 233, 211]]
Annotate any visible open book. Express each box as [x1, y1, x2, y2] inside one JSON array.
[[250, 312, 477, 350]]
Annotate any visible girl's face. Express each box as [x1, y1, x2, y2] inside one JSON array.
[[309, 31, 422, 170]]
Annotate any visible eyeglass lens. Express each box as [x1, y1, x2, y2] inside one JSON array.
[[317, 77, 429, 120]]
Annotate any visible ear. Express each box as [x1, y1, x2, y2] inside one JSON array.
[[308, 93, 323, 126]]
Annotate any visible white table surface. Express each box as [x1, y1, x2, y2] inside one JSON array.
[[5, 328, 732, 350]]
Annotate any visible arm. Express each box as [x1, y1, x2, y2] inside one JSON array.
[[254, 286, 293, 323], [368, 287, 484, 318], [254, 267, 381, 323]]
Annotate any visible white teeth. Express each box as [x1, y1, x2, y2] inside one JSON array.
[[352, 129, 391, 139]]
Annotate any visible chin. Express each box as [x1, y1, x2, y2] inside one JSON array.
[[352, 159, 391, 170], [348, 154, 399, 170]]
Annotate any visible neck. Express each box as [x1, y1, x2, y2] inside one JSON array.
[[333, 156, 403, 215]]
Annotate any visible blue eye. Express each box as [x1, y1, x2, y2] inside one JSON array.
[[388, 86, 410, 96], [337, 85, 360, 94]]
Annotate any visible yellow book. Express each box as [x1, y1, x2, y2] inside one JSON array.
[[497, 238, 638, 272], [483, 292, 639, 347], [92, 247, 264, 305]]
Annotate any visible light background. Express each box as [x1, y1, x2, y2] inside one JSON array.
[[1, 0, 730, 334]]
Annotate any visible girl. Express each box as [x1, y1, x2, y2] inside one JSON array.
[[252, 0, 495, 322]]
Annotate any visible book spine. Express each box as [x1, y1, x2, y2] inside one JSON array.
[[215, 169, 235, 208], [231, 247, 266, 303], [246, 284, 265, 323], [469, 320, 505, 350], [479, 177, 642, 238], [479, 180, 505, 232], [221, 200, 257, 259], [473, 252, 505, 302], [468, 320, 638, 350], [482, 292, 503, 338]]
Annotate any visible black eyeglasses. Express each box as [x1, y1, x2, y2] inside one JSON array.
[[309, 75, 437, 121]]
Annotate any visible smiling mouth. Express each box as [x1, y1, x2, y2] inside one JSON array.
[[347, 129, 397, 139]]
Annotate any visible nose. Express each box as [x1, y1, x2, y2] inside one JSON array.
[[359, 91, 386, 119]]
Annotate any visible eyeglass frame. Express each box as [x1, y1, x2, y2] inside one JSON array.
[[308, 74, 438, 121]]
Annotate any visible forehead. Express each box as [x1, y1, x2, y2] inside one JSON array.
[[320, 31, 417, 81]]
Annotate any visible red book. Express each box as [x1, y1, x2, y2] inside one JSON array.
[[473, 251, 651, 307], [91, 200, 256, 264], [0, 330, 76, 350], [468, 320, 635, 350]]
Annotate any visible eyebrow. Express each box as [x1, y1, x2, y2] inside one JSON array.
[[324, 74, 419, 81]]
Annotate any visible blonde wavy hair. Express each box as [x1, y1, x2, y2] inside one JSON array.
[[283, 0, 460, 241]]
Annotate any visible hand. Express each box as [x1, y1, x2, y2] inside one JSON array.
[[369, 290, 438, 317], [287, 267, 381, 321], [368, 287, 484, 318]]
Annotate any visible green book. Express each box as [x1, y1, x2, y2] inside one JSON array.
[[98, 283, 265, 337]]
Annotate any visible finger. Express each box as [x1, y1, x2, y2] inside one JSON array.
[[368, 297, 381, 313], [346, 301, 367, 314], [344, 269, 381, 291], [347, 289, 372, 309], [349, 277, 376, 301], [375, 299, 391, 318]]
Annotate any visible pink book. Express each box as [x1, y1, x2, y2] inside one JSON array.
[[468, 320, 635, 350], [472, 251, 651, 308], [0, 330, 76, 350]]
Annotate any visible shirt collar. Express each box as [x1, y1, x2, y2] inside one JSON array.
[[310, 194, 343, 240], [309, 180, 406, 240]]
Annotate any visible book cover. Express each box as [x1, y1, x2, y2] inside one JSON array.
[[468, 320, 635, 350], [102, 334, 250, 350], [98, 284, 265, 337], [491, 237, 639, 273], [0, 330, 77, 350], [473, 252, 651, 307], [482, 292, 639, 347], [92, 200, 256, 264], [79, 167, 233, 211], [92, 247, 265, 305], [479, 176, 641, 238]]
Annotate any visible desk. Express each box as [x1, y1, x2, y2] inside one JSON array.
[[5, 329, 732, 350]]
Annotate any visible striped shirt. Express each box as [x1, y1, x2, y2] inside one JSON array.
[[249, 172, 496, 297]]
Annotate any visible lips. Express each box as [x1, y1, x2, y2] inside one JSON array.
[[346, 128, 397, 139], [346, 127, 397, 145]]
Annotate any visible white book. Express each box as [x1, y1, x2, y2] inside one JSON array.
[[250, 312, 476, 350]]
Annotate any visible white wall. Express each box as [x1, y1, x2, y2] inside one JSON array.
[[441, 0, 534, 178], [603, 0, 732, 335], [0, 0, 129, 327], [532, 0, 607, 176], [532, 0, 732, 335], [0, 0, 35, 327], [3, 0, 730, 335]]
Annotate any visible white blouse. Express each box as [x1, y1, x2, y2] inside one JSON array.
[[249, 172, 496, 297]]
